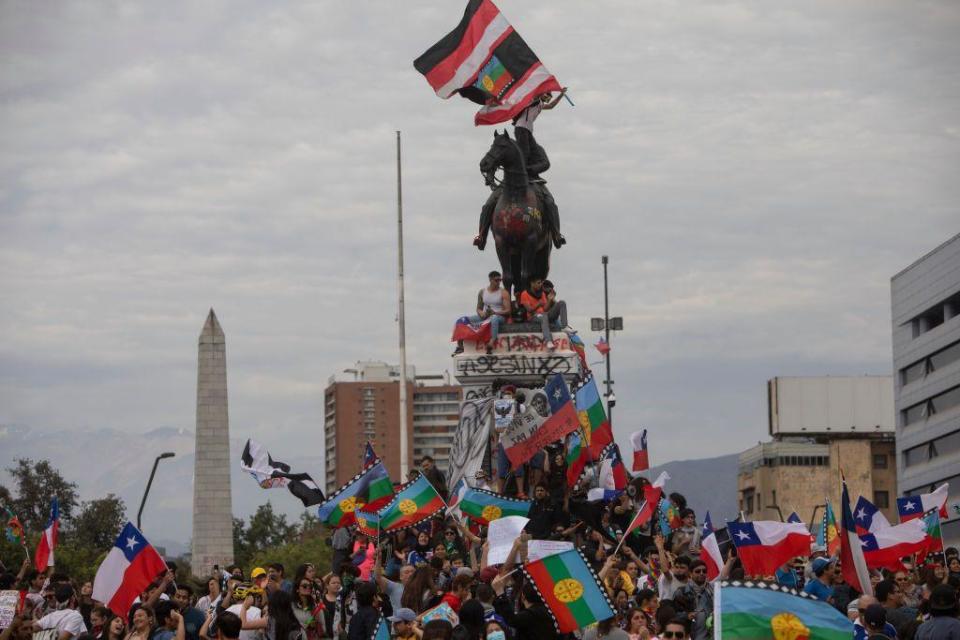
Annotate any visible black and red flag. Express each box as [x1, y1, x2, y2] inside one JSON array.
[[414, 0, 562, 126]]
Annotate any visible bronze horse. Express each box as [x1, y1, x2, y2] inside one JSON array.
[[478, 130, 552, 299]]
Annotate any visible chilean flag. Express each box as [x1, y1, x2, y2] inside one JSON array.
[[92, 522, 168, 616], [624, 471, 669, 536], [451, 316, 492, 344], [701, 512, 724, 582], [34, 497, 59, 572], [727, 520, 811, 577], [363, 442, 377, 468], [854, 495, 891, 535], [587, 444, 629, 501], [860, 519, 928, 571], [840, 475, 873, 596], [630, 430, 649, 472], [897, 483, 949, 522], [594, 337, 611, 356]]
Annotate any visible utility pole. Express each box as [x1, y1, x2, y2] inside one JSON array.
[[396, 131, 409, 478], [592, 256, 622, 424]]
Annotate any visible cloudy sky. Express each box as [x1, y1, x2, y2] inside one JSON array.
[[2, 0, 959, 488]]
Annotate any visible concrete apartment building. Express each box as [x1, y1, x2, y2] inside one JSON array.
[[891, 233, 960, 545], [738, 376, 897, 526], [323, 361, 461, 494]]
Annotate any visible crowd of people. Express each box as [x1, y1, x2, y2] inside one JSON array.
[[3, 457, 960, 640], [3, 451, 960, 640]]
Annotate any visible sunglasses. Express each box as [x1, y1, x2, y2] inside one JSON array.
[[445, 531, 456, 536], [300, 583, 312, 589], [662, 632, 686, 639]]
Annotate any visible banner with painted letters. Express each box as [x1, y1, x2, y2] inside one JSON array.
[[446, 386, 494, 493]]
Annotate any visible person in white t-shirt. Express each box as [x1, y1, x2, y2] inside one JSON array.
[[34, 585, 88, 640]]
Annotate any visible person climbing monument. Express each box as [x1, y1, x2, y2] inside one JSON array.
[[474, 88, 568, 251]]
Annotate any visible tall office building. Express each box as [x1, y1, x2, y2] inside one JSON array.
[[891, 233, 960, 544], [323, 361, 461, 494]]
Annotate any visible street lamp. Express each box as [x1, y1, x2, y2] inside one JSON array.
[[137, 452, 175, 530], [590, 255, 623, 425]]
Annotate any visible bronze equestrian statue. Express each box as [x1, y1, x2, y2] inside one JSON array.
[[476, 130, 561, 299]]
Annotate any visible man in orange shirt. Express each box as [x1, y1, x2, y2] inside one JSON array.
[[519, 278, 567, 350]]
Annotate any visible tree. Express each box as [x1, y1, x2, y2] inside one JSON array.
[[7, 458, 79, 530], [233, 503, 299, 570], [248, 528, 332, 577], [69, 494, 126, 549], [244, 503, 297, 550]]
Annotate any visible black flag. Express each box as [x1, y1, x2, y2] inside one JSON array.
[[240, 439, 325, 507]]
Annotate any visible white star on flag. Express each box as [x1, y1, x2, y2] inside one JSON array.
[[126, 536, 139, 550], [553, 388, 562, 400], [903, 501, 916, 511], [736, 530, 751, 541], [856, 508, 867, 520]]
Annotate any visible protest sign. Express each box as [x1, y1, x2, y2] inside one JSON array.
[[0, 591, 18, 629], [487, 516, 530, 565], [421, 602, 459, 626]]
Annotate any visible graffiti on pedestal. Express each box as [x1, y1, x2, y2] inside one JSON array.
[[455, 353, 577, 378]]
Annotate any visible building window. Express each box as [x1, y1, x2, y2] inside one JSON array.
[[873, 454, 888, 469], [903, 430, 960, 467], [931, 385, 960, 415], [874, 491, 889, 509], [742, 489, 755, 515]]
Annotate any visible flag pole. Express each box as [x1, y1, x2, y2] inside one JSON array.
[[396, 130, 410, 479]]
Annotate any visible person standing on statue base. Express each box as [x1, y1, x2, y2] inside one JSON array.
[[520, 279, 567, 350]]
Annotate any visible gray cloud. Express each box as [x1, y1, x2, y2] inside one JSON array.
[[2, 0, 959, 521]]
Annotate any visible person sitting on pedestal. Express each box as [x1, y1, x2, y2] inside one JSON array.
[[519, 278, 567, 350], [454, 271, 511, 355]]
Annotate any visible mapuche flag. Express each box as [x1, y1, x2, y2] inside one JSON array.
[[318, 461, 394, 528], [565, 431, 589, 488], [523, 549, 615, 633], [459, 487, 532, 525], [377, 475, 446, 533], [356, 509, 381, 539], [574, 376, 613, 459], [414, 0, 562, 126]]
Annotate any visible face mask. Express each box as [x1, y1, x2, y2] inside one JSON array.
[[488, 631, 505, 640]]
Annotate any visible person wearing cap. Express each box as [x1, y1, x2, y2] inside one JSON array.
[[915, 584, 960, 639], [861, 604, 893, 639], [387, 609, 420, 640], [33, 585, 88, 640], [802, 558, 835, 603], [852, 596, 898, 640], [249, 568, 268, 585]]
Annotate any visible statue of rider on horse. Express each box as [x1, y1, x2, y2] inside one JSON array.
[[475, 88, 568, 298]]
